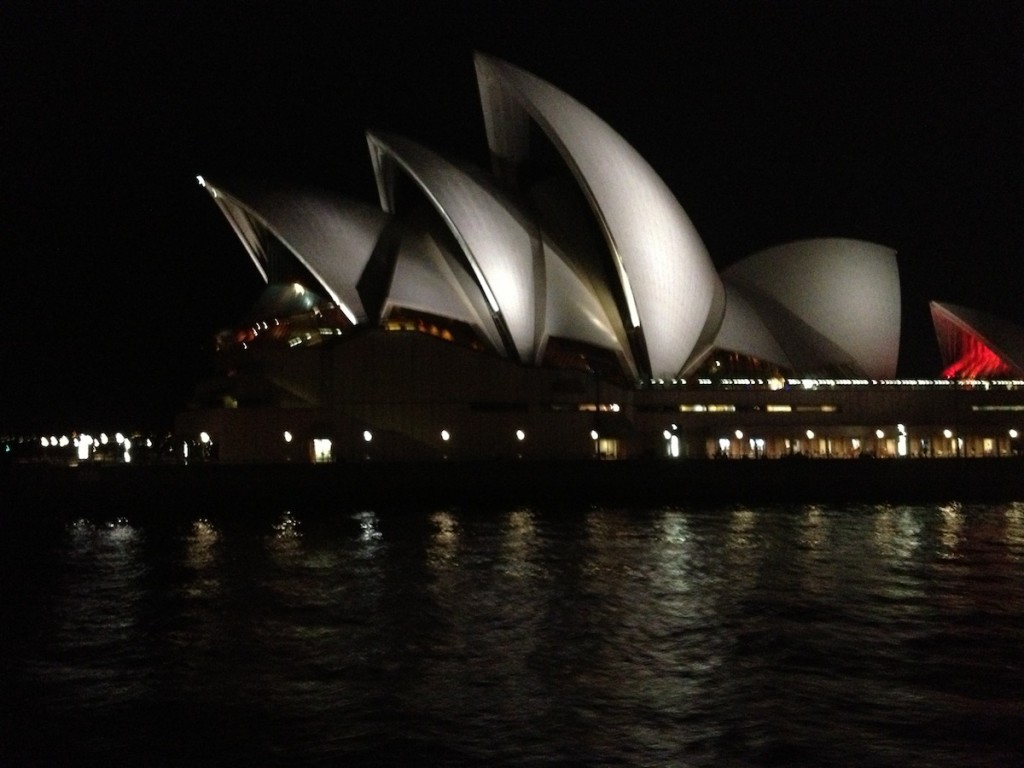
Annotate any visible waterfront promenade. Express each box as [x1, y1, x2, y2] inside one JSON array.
[[5, 456, 1024, 512]]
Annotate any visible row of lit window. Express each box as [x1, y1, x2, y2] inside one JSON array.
[[646, 377, 1024, 390], [675, 404, 839, 413]]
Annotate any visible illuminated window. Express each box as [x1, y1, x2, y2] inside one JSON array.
[[313, 438, 332, 463]]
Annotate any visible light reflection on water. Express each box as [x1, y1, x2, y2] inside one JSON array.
[[2, 503, 1024, 766]]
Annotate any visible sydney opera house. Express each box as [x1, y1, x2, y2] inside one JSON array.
[[178, 54, 1024, 463]]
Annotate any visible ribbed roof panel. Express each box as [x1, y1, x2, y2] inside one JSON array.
[[475, 53, 722, 378]]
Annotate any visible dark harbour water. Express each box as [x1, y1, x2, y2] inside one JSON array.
[[3, 501, 1024, 767]]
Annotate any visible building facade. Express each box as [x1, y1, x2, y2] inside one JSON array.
[[179, 55, 1023, 463]]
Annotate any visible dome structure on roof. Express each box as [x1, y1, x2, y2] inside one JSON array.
[[197, 55, 902, 381]]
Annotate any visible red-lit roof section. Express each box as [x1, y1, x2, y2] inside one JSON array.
[[930, 301, 1024, 378]]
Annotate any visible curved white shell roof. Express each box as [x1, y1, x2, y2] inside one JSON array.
[[723, 239, 901, 378], [542, 241, 622, 354], [200, 180, 389, 323], [367, 132, 539, 362], [714, 284, 792, 369], [386, 223, 498, 340], [475, 53, 722, 379], [199, 58, 904, 384]]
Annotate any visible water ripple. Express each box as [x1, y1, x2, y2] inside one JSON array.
[[2, 503, 1023, 766]]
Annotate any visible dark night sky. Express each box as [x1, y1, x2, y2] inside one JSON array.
[[2, 1, 1022, 431]]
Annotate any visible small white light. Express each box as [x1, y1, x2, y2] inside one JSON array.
[[196, 175, 206, 187], [806, 430, 814, 440], [200, 431, 210, 444], [516, 430, 525, 441], [590, 430, 599, 441], [40, 437, 49, 447], [876, 429, 885, 439], [1010, 429, 1019, 439], [734, 430, 743, 440], [283, 431, 293, 443], [440, 430, 450, 442], [363, 430, 373, 442], [943, 429, 953, 439], [662, 430, 671, 440]]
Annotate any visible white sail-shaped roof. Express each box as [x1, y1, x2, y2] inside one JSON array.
[[723, 239, 900, 378], [199, 179, 388, 324], [475, 53, 722, 378], [541, 241, 622, 355], [713, 284, 792, 369], [384, 222, 503, 353], [198, 59, 905, 387], [367, 132, 540, 362]]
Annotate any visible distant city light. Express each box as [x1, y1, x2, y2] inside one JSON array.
[[806, 430, 815, 440], [943, 429, 953, 439], [200, 431, 210, 444], [516, 430, 525, 441], [283, 431, 293, 443], [363, 430, 373, 442], [440, 429, 450, 442], [1010, 429, 1019, 439], [734, 430, 743, 439], [590, 430, 599, 441]]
